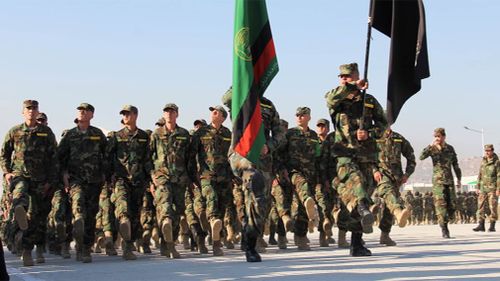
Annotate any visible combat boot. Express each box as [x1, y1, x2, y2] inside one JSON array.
[[119, 217, 131, 242], [75, 245, 83, 261], [61, 242, 71, 259], [440, 223, 450, 238], [210, 218, 222, 242], [122, 242, 137, 261], [141, 241, 152, 254], [277, 235, 287, 249], [338, 229, 350, 248], [473, 220, 485, 232], [223, 236, 235, 249], [181, 233, 191, 250], [282, 215, 293, 232], [191, 224, 208, 254], [36, 245, 45, 263], [323, 218, 333, 237], [488, 221, 496, 232], [22, 249, 34, 266], [56, 222, 66, 242], [166, 242, 181, 258], [212, 240, 224, 256], [73, 217, 84, 245], [256, 236, 267, 253], [161, 218, 174, 242], [393, 207, 411, 228], [268, 223, 277, 245], [94, 236, 104, 253], [104, 232, 117, 256], [350, 232, 371, 257], [296, 235, 311, 251], [245, 235, 261, 262], [357, 202, 374, 234], [319, 232, 329, 247], [81, 248, 92, 263], [151, 227, 160, 249], [380, 232, 396, 246], [159, 240, 167, 256], [14, 205, 28, 231], [304, 197, 317, 233], [327, 234, 336, 244]]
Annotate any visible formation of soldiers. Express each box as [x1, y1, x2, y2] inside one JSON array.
[[1, 63, 498, 267]]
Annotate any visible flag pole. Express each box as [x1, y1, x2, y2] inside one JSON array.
[[360, 0, 375, 130]]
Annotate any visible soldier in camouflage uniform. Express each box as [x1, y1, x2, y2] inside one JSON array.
[[106, 105, 153, 260], [420, 128, 461, 238], [223, 87, 286, 262], [1, 100, 58, 266], [473, 144, 499, 232], [284, 107, 326, 250], [375, 128, 414, 246], [188, 106, 234, 256], [324, 63, 387, 256], [466, 192, 476, 223], [455, 191, 465, 223], [58, 103, 108, 262], [413, 192, 423, 225], [423, 192, 434, 224], [150, 103, 192, 259]]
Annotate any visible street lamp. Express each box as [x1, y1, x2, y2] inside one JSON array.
[[464, 126, 484, 155]]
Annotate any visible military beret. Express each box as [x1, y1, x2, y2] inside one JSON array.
[[77, 103, 95, 113], [296, 106, 311, 116], [338, 63, 359, 76], [485, 144, 494, 151], [434, 127, 446, 136], [23, 99, 39, 108], [209, 105, 228, 119], [316, 118, 330, 127], [163, 103, 178, 112], [120, 105, 138, 115]]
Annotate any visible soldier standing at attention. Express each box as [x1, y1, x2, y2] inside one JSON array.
[[473, 144, 499, 232], [106, 105, 153, 260], [1, 100, 58, 266], [325, 63, 388, 256], [150, 103, 192, 259], [420, 128, 461, 238], [58, 103, 108, 263]]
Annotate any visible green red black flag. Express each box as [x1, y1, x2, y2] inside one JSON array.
[[231, 0, 278, 164], [372, 0, 430, 124]]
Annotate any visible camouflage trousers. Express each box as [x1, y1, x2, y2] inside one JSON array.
[[47, 189, 72, 244], [10, 176, 52, 250], [376, 173, 404, 233], [154, 179, 187, 241], [140, 188, 156, 238], [69, 181, 103, 249], [270, 176, 293, 218], [477, 191, 498, 222], [424, 209, 434, 224], [433, 184, 456, 224], [233, 184, 245, 223], [113, 179, 149, 242], [198, 178, 236, 237], [96, 184, 115, 237], [184, 186, 200, 227]]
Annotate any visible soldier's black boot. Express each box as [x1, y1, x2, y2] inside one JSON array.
[[488, 221, 496, 232], [440, 223, 450, 238], [350, 232, 372, 257], [268, 223, 277, 245], [473, 220, 485, 232], [357, 202, 374, 234], [245, 234, 261, 263], [190, 223, 208, 254]]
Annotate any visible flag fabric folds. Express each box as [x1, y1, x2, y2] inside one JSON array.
[[232, 0, 278, 164], [372, 0, 430, 124]]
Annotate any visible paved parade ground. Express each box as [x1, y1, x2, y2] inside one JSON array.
[[5, 223, 500, 281]]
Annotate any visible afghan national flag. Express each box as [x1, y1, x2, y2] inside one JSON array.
[[372, 0, 430, 124], [232, 0, 278, 164]]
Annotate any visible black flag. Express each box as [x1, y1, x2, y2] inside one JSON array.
[[372, 0, 430, 124]]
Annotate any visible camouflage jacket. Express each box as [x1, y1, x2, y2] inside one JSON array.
[[58, 126, 107, 184], [106, 127, 153, 183], [423, 194, 434, 210], [188, 124, 232, 182], [150, 125, 192, 185], [325, 83, 387, 166], [319, 132, 337, 184], [0, 123, 58, 184], [284, 126, 321, 182], [419, 143, 461, 186], [477, 153, 500, 192], [376, 130, 416, 182]]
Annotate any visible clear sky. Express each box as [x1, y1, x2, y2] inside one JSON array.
[[0, 0, 498, 158]]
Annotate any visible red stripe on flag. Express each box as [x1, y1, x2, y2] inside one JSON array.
[[253, 39, 276, 84], [234, 103, 263, 157]]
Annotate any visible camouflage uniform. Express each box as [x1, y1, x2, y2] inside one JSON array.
[[420, 128, 461, 236], [375, 129, 415, 234], [476, 146, 499, 225], [58, 108, 108, 257], [150, 104, 192, 253], [106, 117, 153, 253], [413, 192, 423, 225], [325, 65, 387, 235], [455, 191, 466, 223], [0, 106, 58, 256], [423, 192, 434, 224]]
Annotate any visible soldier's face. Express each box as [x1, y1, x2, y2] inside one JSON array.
[[485, 149, 494, 158], [316, 124, 329, 136], [296, 114, 311, 127], [433, 133, 445, 145], [210, 109, 225, 124], [23, 106, 39, 122], [163, 109, 178, 124], [121, 111, 137, 126], [36, 118, 48, 126], [77, 109, 93, 122], [339, 72, 359, 85]]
